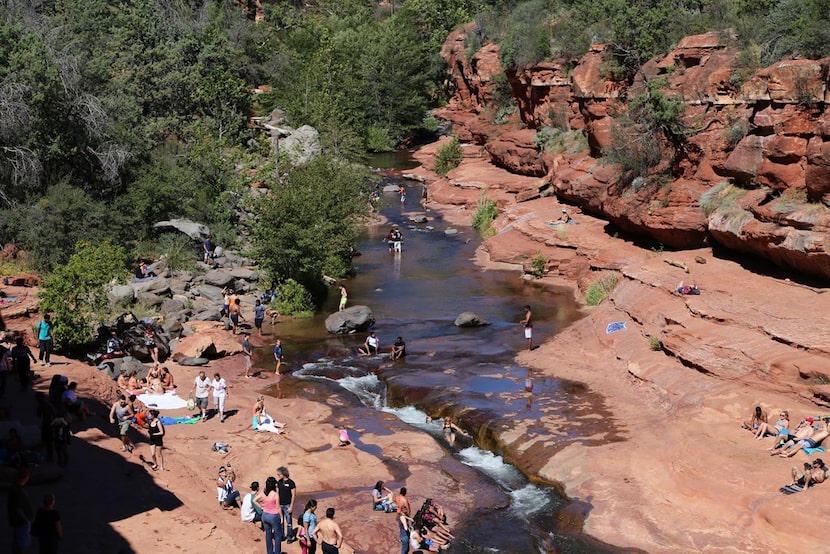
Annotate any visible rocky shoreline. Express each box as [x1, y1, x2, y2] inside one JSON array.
[[408, 134, 830, 552]]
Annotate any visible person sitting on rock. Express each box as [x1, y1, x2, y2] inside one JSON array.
[[372, 481, 397, 512], [390, 336, 406, 360], [757, 410, 789, 441], [358, 332, 379, 356], [252, 397, 287, 435], [161, 366, 175, 391], [62, 381, 89, 422], [104, 331, 124, 359], [742, 406, 768, 433], [557, 208, 572, 223]]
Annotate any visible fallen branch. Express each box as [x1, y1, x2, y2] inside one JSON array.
[[664, 258, 689, 273]]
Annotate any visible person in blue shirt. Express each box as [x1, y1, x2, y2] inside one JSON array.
[[273, 340, 283, 374], [36, 314, 53, 367]]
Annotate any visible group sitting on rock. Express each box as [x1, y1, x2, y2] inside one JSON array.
[[675, 281, 700, 295], [742, 405, 830, 493]]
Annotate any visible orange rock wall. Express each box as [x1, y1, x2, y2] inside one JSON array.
[[437, 28, 830, 280]]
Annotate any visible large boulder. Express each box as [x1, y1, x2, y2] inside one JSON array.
[[123, 323, 171, 363], [191, 284, 225, 303], [279, 125, 321, 166], [454, 311, 490, 327], [325, 305, 375, 334], [107, 285, 135, 306], [129, 277, 171, 297], [204, 269, 235, 288], [153, 219, 210, 240], [172, 328, 243, 361], [230, 267, 259, 282]]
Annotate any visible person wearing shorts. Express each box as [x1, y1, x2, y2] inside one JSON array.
[[109, 395, 134, 452], [190, 371, 211, 422], [274, 340, 284, 374], [211, 373, 228, 422], [520, 305, 533, 350], [242, 334, 253, 378], [253, 299, 266, 335]]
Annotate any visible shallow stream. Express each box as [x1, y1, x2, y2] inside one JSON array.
[[257, 154, 633, 553]]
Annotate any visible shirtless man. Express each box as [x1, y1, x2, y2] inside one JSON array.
[[781, 419, 830, 458], [768, 416, 813, 453], [520, 305, 533, 350], [742, 406, 768, 432], [312, 507, 343, 554], [396, 487, 411, 518]]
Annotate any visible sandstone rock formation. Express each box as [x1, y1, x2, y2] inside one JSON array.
[[325, 305, 375, 334], [435, 28, 830, 280]]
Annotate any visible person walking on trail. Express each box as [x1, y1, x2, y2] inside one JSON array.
[[520, 305, 533, 350], [203, 235, 214, 264], [109, 395, 134, 453], [190, 370, 211, 422], [253, 299, 266, 335], [241, 334, 253, 378], [36, 313, 53, 367], [210, 372, 228, 423], [146, 409, 165, 471], [229, 298, 245, 334], [312, 507, 343, 554], [273, 339, 284, 374]]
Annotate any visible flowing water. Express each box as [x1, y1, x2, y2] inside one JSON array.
[[256, 152, 634, 553]]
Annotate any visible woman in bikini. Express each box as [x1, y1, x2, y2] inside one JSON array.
[[756, 410, 789, 440]]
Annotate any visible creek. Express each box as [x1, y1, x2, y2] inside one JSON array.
[[257, 153, 632, 553]]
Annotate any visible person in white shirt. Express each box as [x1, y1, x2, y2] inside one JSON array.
[[189, 371, 211, 422], [241, 481, 263, 524], [210, 372, 228, 422]]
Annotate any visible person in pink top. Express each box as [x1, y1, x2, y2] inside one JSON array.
[[256, 476, 283, 554]]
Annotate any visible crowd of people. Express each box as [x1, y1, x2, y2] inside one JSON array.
[[742, 406, 830, 493]]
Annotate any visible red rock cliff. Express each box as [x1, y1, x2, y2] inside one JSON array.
[[437, 28, 830, 281]]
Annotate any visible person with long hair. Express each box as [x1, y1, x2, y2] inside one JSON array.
[[256, 476, 283, 554], [301, 499, 318, 554]]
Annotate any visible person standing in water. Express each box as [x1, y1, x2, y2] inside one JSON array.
[[520, 305, 533, 350]]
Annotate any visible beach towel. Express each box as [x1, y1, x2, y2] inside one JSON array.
[[545, 221, 580, 227], [804, 446, 826, 455], [780, 484, 804, 495], [159, 415, 201, 425], [605, 321, 627, 334], [0, 296, 20, 303], [137, 392, 189, 410]]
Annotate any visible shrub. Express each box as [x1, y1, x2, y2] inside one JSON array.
[[273, 279, 314, 317], [434, 136, 463, 176], [499, 0, 551, 69], [134, 233, 198, 273], [472, 192, 498, 235], [700, 182, 746, 217], [584, 272, 619, 306], [771, 188, 808, 214], [647, 335, 662, 351], [366, 125, 395, 152], [531, 251, 545, 278], [38, 241, 128, 351]]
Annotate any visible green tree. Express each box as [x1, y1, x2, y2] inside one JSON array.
[[250, 155, 371, 301], [38, 240, 128, 351]]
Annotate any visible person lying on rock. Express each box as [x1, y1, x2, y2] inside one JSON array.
[[675, 281, 700, 295], [742, 406, 768, 433], [768, 416, 815, 452], [780, 419, 830, 458], [785, 459, 827, 491]]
